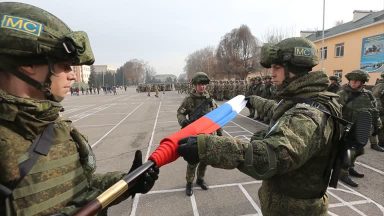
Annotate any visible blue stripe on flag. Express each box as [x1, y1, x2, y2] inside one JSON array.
[[205, 103, 233, 126]]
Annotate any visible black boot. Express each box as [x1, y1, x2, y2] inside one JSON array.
[[349, 168, 364, 178], [196, 179, 209, 190], [340, 175, 358, 187], [186, 182, 193, 196], [371, 144, 384, 152]]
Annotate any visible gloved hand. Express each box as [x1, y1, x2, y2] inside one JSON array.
[[216, 129, 223, 136], [244, 96, 252, 109], [181, 119, 191, 128], [128, 150, 159, 197], [178, 136, 199, 164]]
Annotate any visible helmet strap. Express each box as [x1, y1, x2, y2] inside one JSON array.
[[8, 57, 61, 102]]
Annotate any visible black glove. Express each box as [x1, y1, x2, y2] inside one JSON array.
[[181, 119, 191, 128], [128, 150, 159, 197], [216, 129, 223, 136], [244, 96, 252, 109], [178, 136, 199, 164]]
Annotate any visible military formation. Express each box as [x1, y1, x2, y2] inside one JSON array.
[[1, 2, 383, 216], [136, 83, 173, 93]]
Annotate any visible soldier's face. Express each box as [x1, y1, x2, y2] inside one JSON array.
[[50, 62, 76, 99], [271, 64, 285, 86], [348, 80, 363, 89], [18, 62, 75, 100], [195, 83, 206, 93]]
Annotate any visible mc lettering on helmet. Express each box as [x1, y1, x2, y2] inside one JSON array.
[[1, 15, 43, 36], [294, 47, 314, 57]]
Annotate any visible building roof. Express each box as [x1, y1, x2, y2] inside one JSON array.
[[306, 9, 384, 42]]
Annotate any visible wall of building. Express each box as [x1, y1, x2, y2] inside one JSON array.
[[312, 22, 384, 85]]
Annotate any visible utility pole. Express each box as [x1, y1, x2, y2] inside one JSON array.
[[321, 0, 326, 71]]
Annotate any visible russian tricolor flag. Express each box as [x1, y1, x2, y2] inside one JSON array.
[[150, 95, 247, 167]]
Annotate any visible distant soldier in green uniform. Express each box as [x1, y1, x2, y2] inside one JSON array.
[[0, 3, 158, 215], [327, 75, 341, 93], [177, 72, 222, 196], [372, 73, 384, 149], [246, 78, 256, 118], [178, 37, 343, 215], [154, 84, 159, 97], [337, 70, 383, 186]]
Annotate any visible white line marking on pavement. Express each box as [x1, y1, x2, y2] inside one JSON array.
[[327, 190, 367, 216], [70, 104, 114, 122], [338, 182, 384, 213], [145, 101, 162, 160], [238, 184, 262, 215], [91, 102, 144, 148], [76, 124, 116, 128], [131, 100, 162, 216], [229, 121, 255, 134], [329, 200, 370, 208], [238, 113, 269, 127], [129, 194, 140, 216], [145, 181, 261, 195], [190, 194, 200, 216], [157, 121, 178, 124], [355, 162, 384, 176], [327, 211, 339, 216]]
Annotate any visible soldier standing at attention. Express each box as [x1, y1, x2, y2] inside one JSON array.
[[327, 75, 341, 93], [371, 73, 384, 150], [337, 70, 383, 187], [178, 37, 343, 215], [177, 72, 222, 196], [154, 84, 159, 97], [0, 3, 158, 215]]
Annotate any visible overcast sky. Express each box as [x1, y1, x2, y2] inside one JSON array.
[[10, 0, 384, 76]]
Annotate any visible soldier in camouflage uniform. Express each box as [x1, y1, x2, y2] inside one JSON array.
[[177, 72, 223, 196], [178, 37, 342, 215], [327, 75, 341, 93], [337, 70, 383, 187], [372, 73, 384, 149], [0, 3, 158, 216], [246, 78, 256, 118]]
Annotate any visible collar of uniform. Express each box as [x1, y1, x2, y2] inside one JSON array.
[[0, 89, 62, 138]]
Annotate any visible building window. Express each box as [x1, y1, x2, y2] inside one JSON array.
[[320, 47, 327, 59], [334, 70, 342, 79], [335, 43, 344, 57]]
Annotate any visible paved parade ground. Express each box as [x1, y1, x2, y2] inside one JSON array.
[[61, 87, 384, 216]]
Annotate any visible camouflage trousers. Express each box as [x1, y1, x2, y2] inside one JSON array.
[[186, 162, 207, 183]]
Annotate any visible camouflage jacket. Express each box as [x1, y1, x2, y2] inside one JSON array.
[[177, 90, 216, 124], [196, 71, 341, 215], [177, 90, 222, 133], [372, 81, 384, 113], [337, 85, 381, 130], [0, 90, 127, 216]]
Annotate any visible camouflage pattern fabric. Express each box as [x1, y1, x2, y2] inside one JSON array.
[[177, 90, 221, 183], [0, 90, 128, 216], [372, 80, 384, 144], [195, 71, 341, 216], [337, 84, 381, 176]]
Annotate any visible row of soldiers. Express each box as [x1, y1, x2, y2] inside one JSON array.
[[136, 83, 173, 93], [175, 76, 277, 102]]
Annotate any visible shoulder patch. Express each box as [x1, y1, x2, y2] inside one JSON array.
[[1, 15, 43, 36]]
